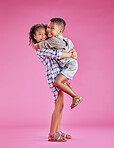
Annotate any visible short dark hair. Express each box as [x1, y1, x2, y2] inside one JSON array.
[[29, 24, 47, 45], [50, 18, 66, 32]]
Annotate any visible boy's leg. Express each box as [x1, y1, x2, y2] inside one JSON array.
[[54, 74, 77, 97], [66, 81, 72, 89], [49, 90, 64, 135], [54, 74, 83, 109]]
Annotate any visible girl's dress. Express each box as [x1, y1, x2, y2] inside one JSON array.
[[36, 49, 62, 101]]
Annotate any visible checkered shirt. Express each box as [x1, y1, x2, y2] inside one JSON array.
[[35, 49, 62, 101]]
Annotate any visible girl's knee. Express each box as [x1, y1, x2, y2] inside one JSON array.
[[57, 105, 64, 112], [60, 103, 64, 111], [59, 90, 64, 98], [59, 102, 64, 112]]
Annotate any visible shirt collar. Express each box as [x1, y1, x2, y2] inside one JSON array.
[[56, 34, 63, 39]]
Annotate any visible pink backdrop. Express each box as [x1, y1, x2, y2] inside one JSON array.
[[0, 0, 114, 127]]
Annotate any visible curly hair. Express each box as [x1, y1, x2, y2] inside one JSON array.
[[29, 24, 47, 45]]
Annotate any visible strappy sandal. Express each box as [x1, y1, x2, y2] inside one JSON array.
[[58, 131, 72, 139], [48, 132, 67, 142], [71, 95, 83, 109]]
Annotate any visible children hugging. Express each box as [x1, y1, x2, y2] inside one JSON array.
[[29, 18, 83, 142]]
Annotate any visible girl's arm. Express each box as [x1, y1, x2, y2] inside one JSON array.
[[61, 51, 73, 58], [35, 48, 62, 60], [35, 48, 77, 60]]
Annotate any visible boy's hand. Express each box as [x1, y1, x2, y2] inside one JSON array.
[[34, 43, 40, 50]]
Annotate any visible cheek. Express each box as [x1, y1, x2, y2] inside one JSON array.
[[38, 35, 41, 39], [52, 30, 56, 34], [36, 36, 40, 41]]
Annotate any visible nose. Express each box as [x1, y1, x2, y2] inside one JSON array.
[[47, 27, 51, 32], [42, 34, 46, 39], [42, 34, 45, 37]]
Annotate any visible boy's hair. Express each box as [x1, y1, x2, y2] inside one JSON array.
[[29, 24, 47, 45], [50, 18, 66, 32]]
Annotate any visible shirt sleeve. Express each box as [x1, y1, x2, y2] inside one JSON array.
[[35, 48, 62, 59], [63, 38, 74, 52], [38, 37, 66, 50], [36, 54, 47, 66], [69, 39, 74, 49]]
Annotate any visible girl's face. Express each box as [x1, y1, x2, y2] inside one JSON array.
[[33, 27, 48, 43], [47, 22, 62, 37]]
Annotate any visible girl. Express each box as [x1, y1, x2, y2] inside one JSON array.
[[29, 24, 77, 142]]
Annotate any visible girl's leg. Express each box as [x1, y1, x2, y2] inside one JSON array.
[[55, 92, 64, 132], [54, 74, 77, 97], [55, 111, 63, 132], [55, 82, 72, 132], [49, 90, 64, 135]]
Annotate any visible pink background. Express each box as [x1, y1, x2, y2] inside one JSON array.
[[0, 0, 114, 128]]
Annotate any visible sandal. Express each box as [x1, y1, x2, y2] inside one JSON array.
[[48, 132, 67, 142], [58, 131, 72, 139], [71, 95, 83, 109]]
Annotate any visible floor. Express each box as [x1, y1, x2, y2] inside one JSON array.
[[0, 126, 113, 148]]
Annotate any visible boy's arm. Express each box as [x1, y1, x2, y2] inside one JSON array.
[[34, 37, 66, 50], [34, 43, 40, 49]]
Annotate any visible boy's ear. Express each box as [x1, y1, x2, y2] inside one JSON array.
[[59, 29, 63, 34]]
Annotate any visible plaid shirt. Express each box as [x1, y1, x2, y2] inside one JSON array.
[[35, 49, 62, 101]]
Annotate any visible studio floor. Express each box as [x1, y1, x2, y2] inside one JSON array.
[[0, 125, 113, 148]]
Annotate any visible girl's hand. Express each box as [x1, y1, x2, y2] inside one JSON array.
[[69, 48, 78, 60], [34, 43, 40, 50], [72, 52, 77, 60]]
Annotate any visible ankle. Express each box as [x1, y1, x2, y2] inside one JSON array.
[[73, 94, 79, 98], [55, 131, 60, 134], [72, 96, 76, 99], [49, 132, 55, 136]]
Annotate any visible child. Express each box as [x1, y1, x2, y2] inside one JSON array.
[[29, 24, 77, 142], [34, 18, 83, 109]]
